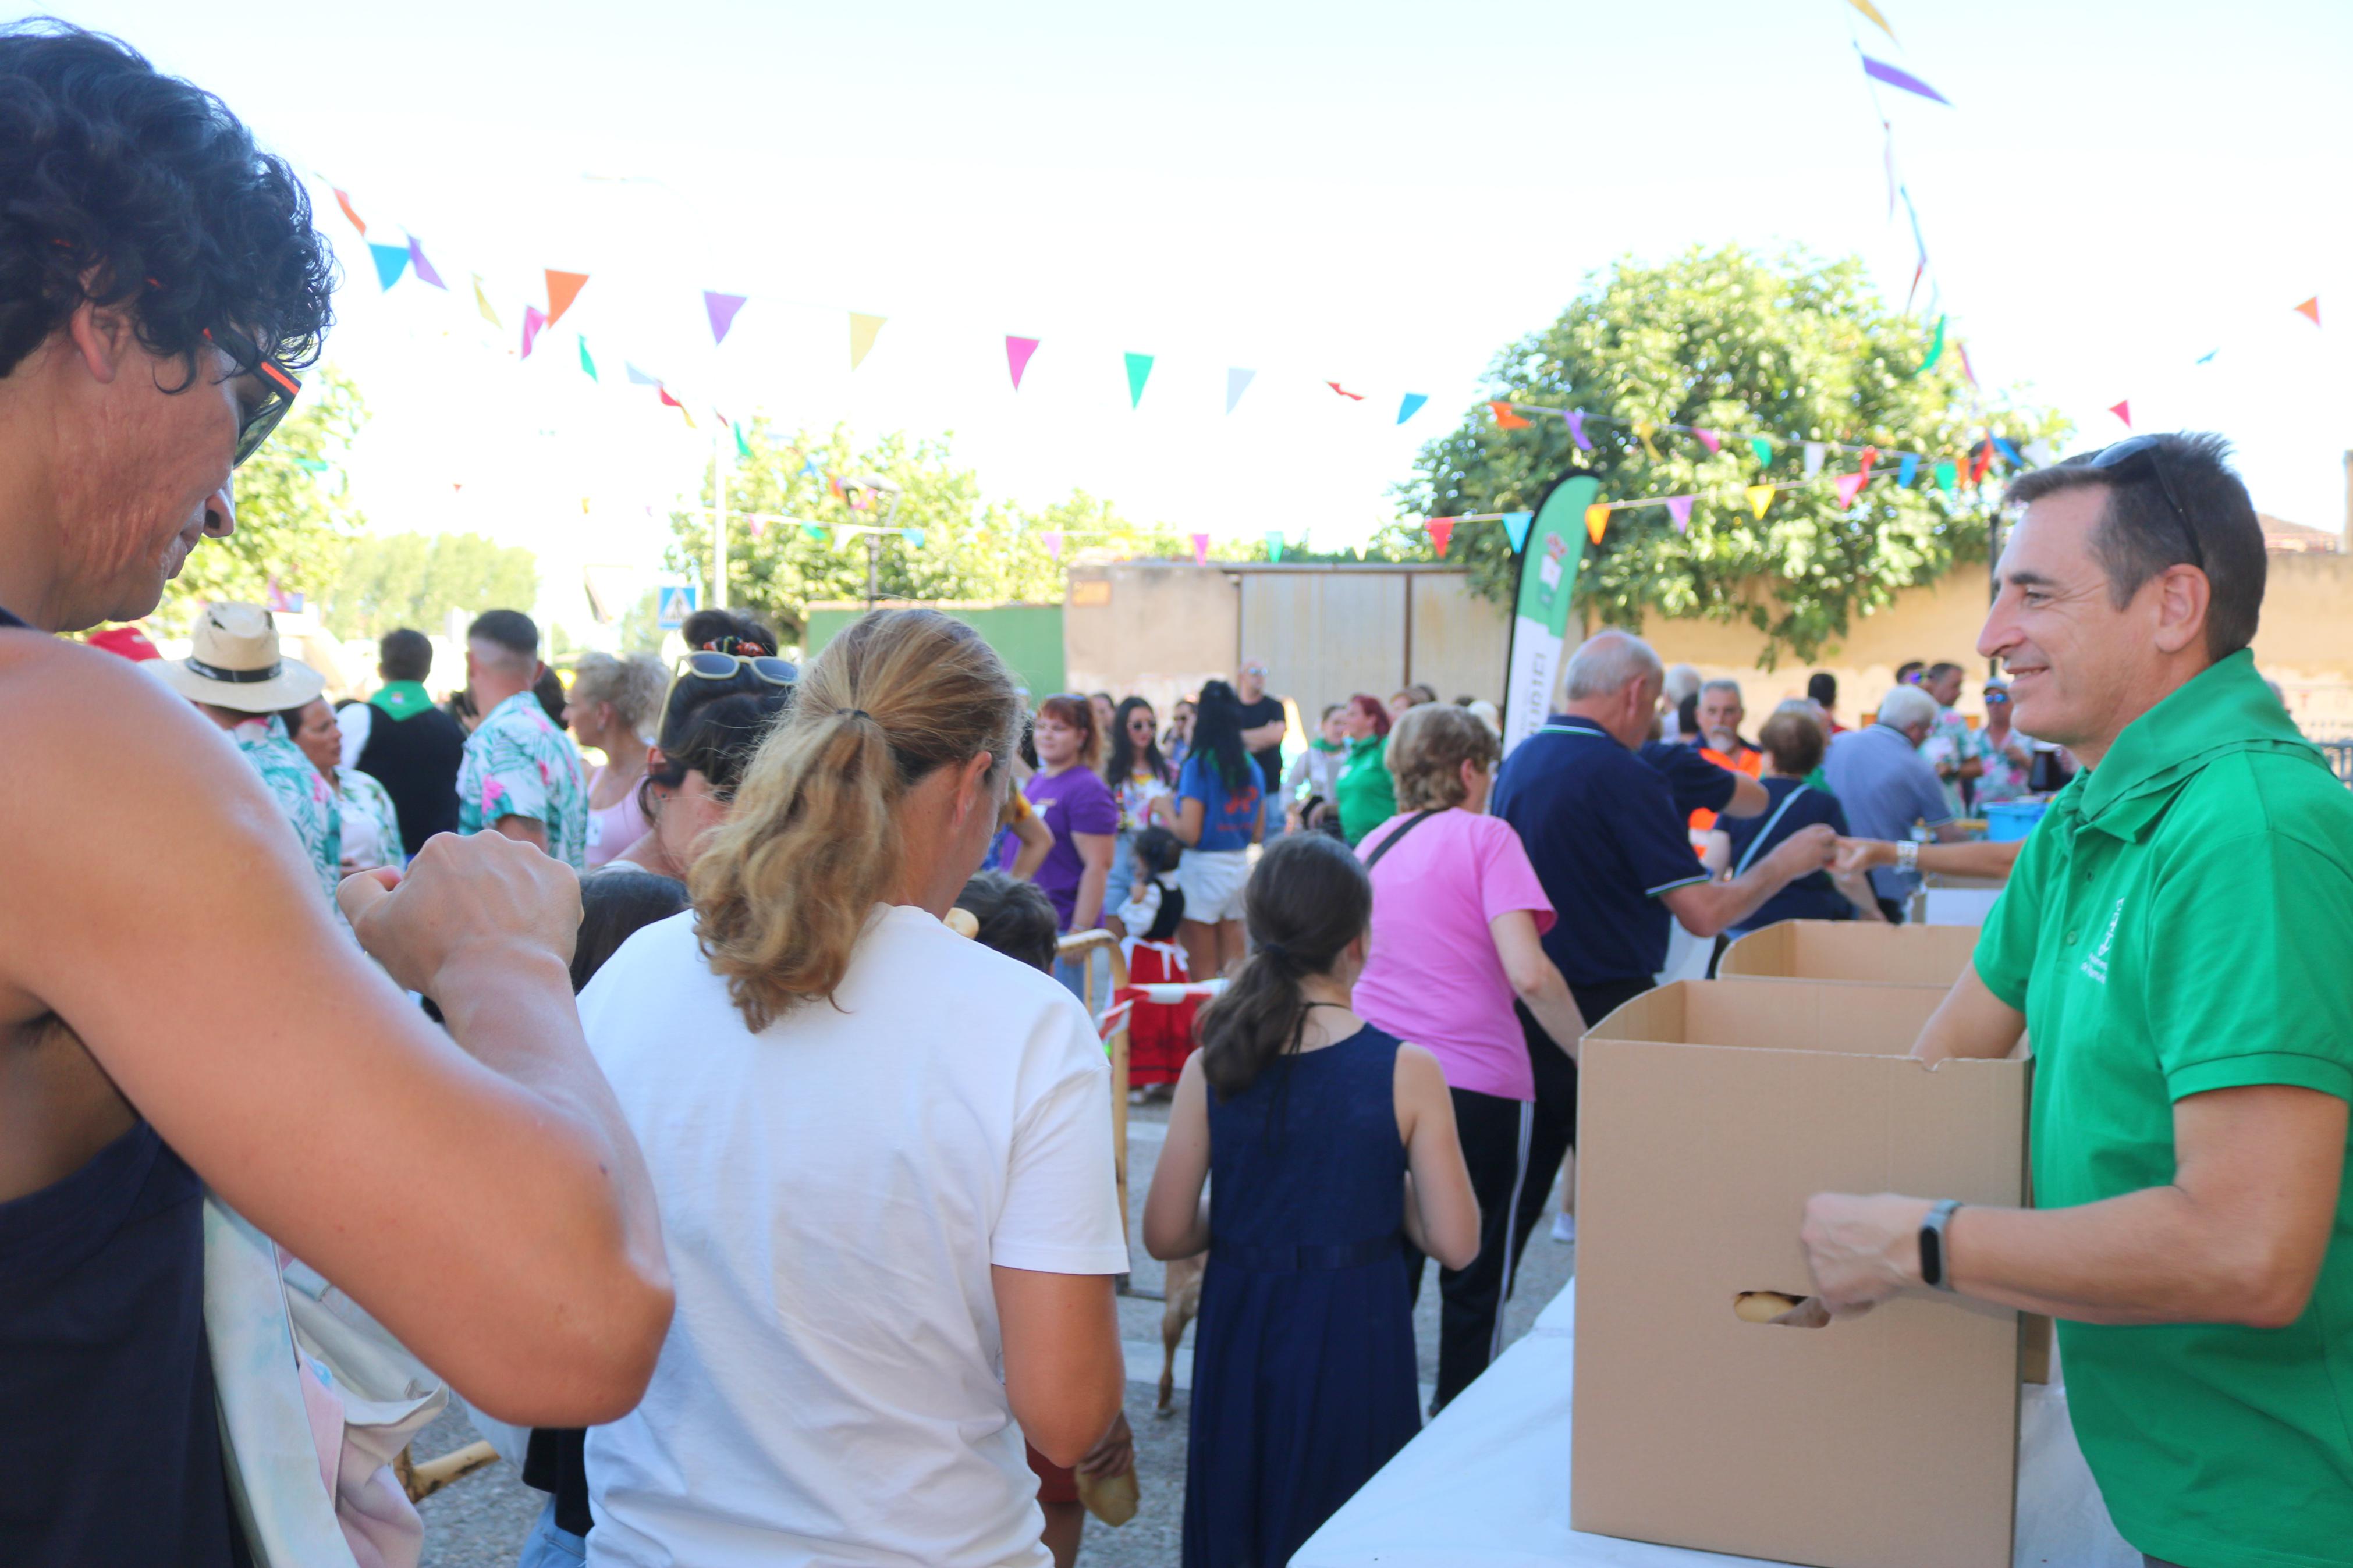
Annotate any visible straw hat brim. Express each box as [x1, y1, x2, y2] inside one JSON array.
[[159, 655, 326, 713]]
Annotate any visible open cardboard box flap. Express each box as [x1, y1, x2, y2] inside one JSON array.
[[1573, 979, 2033, 1568], [1717, 919, 1983, 987]]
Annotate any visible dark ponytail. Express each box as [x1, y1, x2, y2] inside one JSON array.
[[1197, 834, 1372, 1100]]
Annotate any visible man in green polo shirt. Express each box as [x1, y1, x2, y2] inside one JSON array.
[[1796, 432, 2352, 1568]]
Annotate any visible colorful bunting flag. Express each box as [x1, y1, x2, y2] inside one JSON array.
[[1490, 401, 1531, 430], [1426, 518, 1456, 556], [803, 523, 826, 540], [1861, 55, 1951, 106], [1225, 368, 1257, 414], [1124, 353, 1155, 408], [1836, 472, 1868, 509], [1802, 442, 1826, 478], [1745, 485, 1775, 520], [1042, 531, 1064, 560], [902, 528, 926, 549], [544, 271, 589, 328], [472, 275, 501, 329], [1917, 314, 1946, 374], [704, 291, 748, 346], [1006, 336, 1041, 390], [520, 305, 548, 359], [1501, 510, 1535, 552], [1849, 0, 1897, 40], [2294, 296, 2321, 326], [1634, 422, 1661, 461], [1566, 410, 1592, 450], [578, 336, 597, 380], [1584, 503, 1610, 545], [734, 423, 751, 460], [1694, 428, 1720, 454], [366, 243, 410, 291], [331, 189, 368, 236], [624, 362, 661, 386], [406, 237, 446, 290], [1265, 530, 1284, 562], [1328, 381, 1366, 401], [2195, 348, 2221, 365], [658, 386, 696, 428], [849, 312, 886, 369], [1934, 460, 1958, 494], [1665, 496, 1695, 532], [1190, 532, 1209, 566], [1992, 436, 2023, 467], [1749, 436, 1773, 466], [1397, 393, 1428, 425], [2108, 399, 2132, 428], [1898, 451, 1921, 488], [746, 517, 766, 540], [1859, 447, 1879, 484]]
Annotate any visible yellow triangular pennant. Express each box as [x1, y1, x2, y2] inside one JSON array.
[[472, 275, 501, 329], [1746, 485, 1775, 520], [849, 312, 887, 371]]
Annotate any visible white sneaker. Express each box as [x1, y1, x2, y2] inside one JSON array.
[[1551, 1211, 1577, 1245]]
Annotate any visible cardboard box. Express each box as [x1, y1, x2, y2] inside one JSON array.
[[1573, 979, 2031, 1568], [1718, 919, 1982, 987]]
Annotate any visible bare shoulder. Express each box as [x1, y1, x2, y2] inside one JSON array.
[[1392, 1040, 1451, 1097]]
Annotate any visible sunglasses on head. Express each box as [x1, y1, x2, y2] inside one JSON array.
[[203, 328, 302, 468], [677, 650, 796, 687], [2085, 435, 2204, 573]]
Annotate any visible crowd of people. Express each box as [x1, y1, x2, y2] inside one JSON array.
[[4, 24, 2348, 1568]]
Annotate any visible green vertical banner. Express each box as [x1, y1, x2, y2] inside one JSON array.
[[1503, 474, 1597, 755]]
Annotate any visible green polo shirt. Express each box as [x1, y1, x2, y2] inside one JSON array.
[[1974, 650, 2353, 1568], [1334, 733, 1396, 845]]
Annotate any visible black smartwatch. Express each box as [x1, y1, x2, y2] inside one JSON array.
[[1919, 1199, 1963, 1292]]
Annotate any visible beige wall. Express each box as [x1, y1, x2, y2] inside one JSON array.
[[1610, 553, 2353, 737], [1064, 562, 1240, 722]]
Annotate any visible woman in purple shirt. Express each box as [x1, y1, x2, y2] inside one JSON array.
[[1014, 694, 1119, 937]]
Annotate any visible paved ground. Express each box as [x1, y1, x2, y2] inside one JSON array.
[[417, 1096, 1576, 1568]]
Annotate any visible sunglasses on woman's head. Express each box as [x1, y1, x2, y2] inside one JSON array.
[[677, 650, 796, 686]]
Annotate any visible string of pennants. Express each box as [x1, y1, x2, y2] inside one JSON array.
[[323, 179, 1442, 437]]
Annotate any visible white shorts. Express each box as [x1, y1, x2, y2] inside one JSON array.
[[1175, 848, 1251, 925]]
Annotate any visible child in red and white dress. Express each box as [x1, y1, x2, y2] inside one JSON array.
[[1112, 827, 1197, 1099]]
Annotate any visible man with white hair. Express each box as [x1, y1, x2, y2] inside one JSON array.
[[1822, 683, 1968, 919], [1491, 630, 1837, 1270], [1659, 662, 1703, 742]]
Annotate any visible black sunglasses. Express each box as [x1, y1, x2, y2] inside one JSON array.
[[677, 650, 796, 687], [2086, 436, 2203, 573], [204, 328, 303, 468]]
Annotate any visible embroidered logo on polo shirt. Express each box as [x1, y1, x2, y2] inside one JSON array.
[[2080, 897, 2124, 984]]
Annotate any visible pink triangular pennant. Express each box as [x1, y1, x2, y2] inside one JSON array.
[[705, 291, 748, 345], [520, 305, 548, 359], [1836, 472, 1868, 509], [1190, 532, 1209, 566], [2108, 399, 2132, 428], [1042, 531, 1064, 560], [1665, 495, 1694, 532], [1694, 428, 1720, 454], [1006, 336, 1041, 390], [1426, 518, 1456, 556]]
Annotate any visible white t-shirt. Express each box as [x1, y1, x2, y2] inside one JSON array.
[[581, 905, 1129, 1568]]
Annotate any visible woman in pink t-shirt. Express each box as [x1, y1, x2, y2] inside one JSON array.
[[1351, 703, 1587, 1411]]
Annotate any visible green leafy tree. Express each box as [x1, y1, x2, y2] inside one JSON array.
[[1389, 246, 2068, 664], [324, 530, 541, 642], [667, 425, 1183, 640], [157, 365, 369, 634]]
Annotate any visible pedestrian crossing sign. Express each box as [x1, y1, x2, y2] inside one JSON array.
[[656, 585, 700, 630]]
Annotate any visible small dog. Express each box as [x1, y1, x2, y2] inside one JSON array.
[[1156, 1251, 1204, 1416]]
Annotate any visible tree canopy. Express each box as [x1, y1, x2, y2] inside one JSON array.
[[666, 424, 1193, 641], [1389, 246, 2067, 664], [157, 366, 369, 634], [325, 530, 541, 642]]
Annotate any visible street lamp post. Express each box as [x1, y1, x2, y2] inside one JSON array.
[[843, 473, 904, 610]]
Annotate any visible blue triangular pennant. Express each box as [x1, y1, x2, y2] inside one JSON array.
[[367, 242, 410, 291], [1897, 451, 1921, 488], [1397, 392, 1429, 425], [1501, 510, 1535, 552]]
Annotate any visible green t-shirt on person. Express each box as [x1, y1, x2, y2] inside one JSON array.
[[1972, 649, 2353, 1568], [1333, 733, 1396, 845]]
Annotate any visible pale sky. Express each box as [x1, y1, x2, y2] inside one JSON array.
[[48, 0, 2353, 637]]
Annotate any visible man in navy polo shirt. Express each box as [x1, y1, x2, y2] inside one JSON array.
[[1492, 630, 1836, 1261]]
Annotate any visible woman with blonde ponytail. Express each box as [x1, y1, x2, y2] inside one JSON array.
[[578, 609, 1131, 1568]]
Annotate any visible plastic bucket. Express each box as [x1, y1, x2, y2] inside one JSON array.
[[1984, 800, 2048, 842]]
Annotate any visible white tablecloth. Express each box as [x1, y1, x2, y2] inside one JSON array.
[[1294, 1281, 2137, 1568]]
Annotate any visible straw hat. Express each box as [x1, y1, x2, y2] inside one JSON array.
[[160, 602, 325, 713]]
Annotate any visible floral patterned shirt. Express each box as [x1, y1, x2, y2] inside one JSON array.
[[456, 691, 590, 869], [229, 714, 343, 905], [1921, 706, 1984, 818], [335, 765, 404, 872]]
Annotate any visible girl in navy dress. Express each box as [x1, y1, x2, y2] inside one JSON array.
[[1144, 833, 1480, 1567]]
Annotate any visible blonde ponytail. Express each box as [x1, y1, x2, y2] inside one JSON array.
[[690, 609, 1020, 1030]]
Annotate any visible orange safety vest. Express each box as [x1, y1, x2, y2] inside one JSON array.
[[1687, 743, 1765, 853]]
